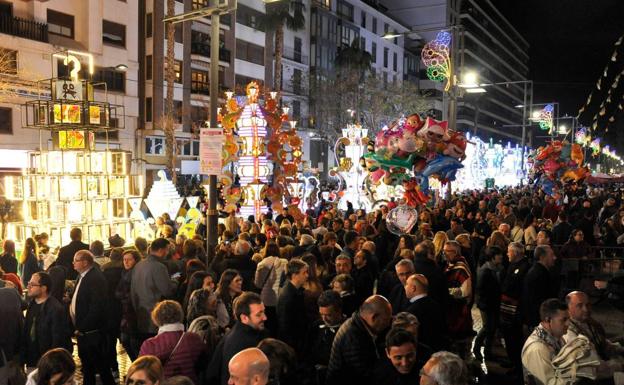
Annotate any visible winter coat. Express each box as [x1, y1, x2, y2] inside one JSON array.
[[131, 255, 176, 334]]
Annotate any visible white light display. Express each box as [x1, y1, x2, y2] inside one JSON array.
[[332, 124, 372, 211]]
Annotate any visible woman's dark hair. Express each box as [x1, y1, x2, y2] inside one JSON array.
[[183, 239, 198, 258], [2, 239, 15, 256], [35, 348, 75, 385], [399, 234, 415, 250], [216, 269, 241, 304], [185, 260, 207, 282], [263, 241, 281, 258], [21, 237, 37, 264], [257, 338, 297, 384], [109, 247, 124, 262], [569, 229, 584, 242], [122, 250, 142, 265], [184, 271, 209, 309], [47, 266, 67, 303]]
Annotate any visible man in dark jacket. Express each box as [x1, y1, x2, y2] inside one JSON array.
[[70, 250, 115, 385], [352, 250, 375, 304], [388, 259, 414, 314], [326, 295, 392, 385], [404, 274, 446, 352], [414, 243, 449, 307], [552, 212, 574, 246], [523, 245, 558, 329], [500, 242, 531, 376], [304, 290, 346, 384], [0, 284, 23, 383], [22, 272, 72, 369], [277, 259, 309, 353], [225, 240, 257, 292], [473, 246, 503, 361], [54, 227, 89, 280], [206, 292, 269, 385]]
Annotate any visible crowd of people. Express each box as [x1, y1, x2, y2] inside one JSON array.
[[1, 185, 624, 385]]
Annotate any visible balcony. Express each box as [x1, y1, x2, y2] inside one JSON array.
[[281, 47, 309, 65], [0, 14, 48, 43], [191, 42, 231, 63], [282, 81, 308, 96], [190, 82, 230, 96]]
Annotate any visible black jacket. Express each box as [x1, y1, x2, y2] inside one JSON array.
[[413, 256, 449, 307], [373, 357, 421, 385], [303, 319, 343, 367], [205, 321, 268, 385], [55, 240, 89, 280], [388, 283, 408, 315], [277, 280, 307, 351], [552, 221, 574, 246], [522, 263, 555, 327], [73, 267, 109, 333], [0, 287, 23, 365], [224, 255, 257, 292], [501, 257, 531, 302], [22, 296, 72, 365], [102, 263, 124, 332], [352, 264, 375, 304], [326, 312, 384, 385], [405, 295, 447, 351], [476, 262, 502, 311]]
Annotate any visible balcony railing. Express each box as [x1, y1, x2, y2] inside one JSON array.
[[191, 82, 231, 96], [281, 47, 309, 65], [0, 14, 48, 43], [282, 81, 308, 96], [191, 42, 231, 63]]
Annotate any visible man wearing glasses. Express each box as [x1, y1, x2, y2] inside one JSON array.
[[419, 351, 468, 385], [22, 272, 72, 372], [70, 250, 115, 385]]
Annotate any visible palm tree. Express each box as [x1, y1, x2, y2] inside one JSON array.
[[260, 1, 305, 98], [334, 39, 372, 123], [164, 0, 177, 183]]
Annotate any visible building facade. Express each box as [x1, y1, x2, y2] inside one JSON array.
[[0, 0, 140, 162], [382, 0, 531, 143]]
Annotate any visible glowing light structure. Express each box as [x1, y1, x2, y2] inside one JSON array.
[[235, 83, 271, 218], [144, 170, 184, 220], [421, 31, 452, 91], [330, 124, 372, 211], [575, 127, 589, 145], [453, 134, 528, 190], [0, 75, 144, 247], [590, 138, 601, 156], [537, 104, 554, 131]]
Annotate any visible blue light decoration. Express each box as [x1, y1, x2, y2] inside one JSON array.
[[538, 104, 554, 131], [421, 31, 452, 91]]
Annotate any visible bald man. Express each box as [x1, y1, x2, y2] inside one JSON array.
[[326, 295, 392, 385], [564, 291, 624, 381], [405, 274, 446, 352], [228, 348, 270, 385]]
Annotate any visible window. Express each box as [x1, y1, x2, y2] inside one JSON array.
[[372, 17, 377, 34], [0, 48, 17, 75], [294, 37, 302, 62], [191, 70, 209, 95], [293, 68, 302, 94], [291, 100, 301, 119], [146, 13, 153, 38], [191, 106, 208, 123], [47, 9, 74, 38], [371, 42, 376, 63], [360, 37, 365, 50], [393, 52, 397, 72], [174, 100, 183, 123], [236, 4, 264, 31], [174, 23, 183, 44], [337, 1, 353, 21], [103, 20, 126, 47], [360, 11, 366, 28], [164, 61, 182, 83], [146, 55, 152, 80], [145, 136, 164, 155], [145, 97, 152, 122], [236, 39, 264, 65], [383, 47, 388, 68], [0, 107, 12, 134], [93, 67, 125, 92]]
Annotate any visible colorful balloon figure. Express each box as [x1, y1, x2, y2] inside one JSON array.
[[529, 140, 589, 196], [362, 114, 467, 207]]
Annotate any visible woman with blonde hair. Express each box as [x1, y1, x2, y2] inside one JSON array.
[[486, 230, 508, 251], [125, 356, 163, 385], [254, 241, 288, 333], [19, 237, 41, 288], [432, 231, 449, 266]]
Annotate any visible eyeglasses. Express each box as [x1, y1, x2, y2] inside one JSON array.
[[27, 282, 41, 288]]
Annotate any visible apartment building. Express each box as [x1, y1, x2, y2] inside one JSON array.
[[0, 0, 139, 161], [382, 0, 531, 143]]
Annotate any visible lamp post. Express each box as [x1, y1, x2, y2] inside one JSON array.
[[164, 0, 237, 265]]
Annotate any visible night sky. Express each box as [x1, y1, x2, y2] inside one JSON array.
[[495, 0, 624, 150]]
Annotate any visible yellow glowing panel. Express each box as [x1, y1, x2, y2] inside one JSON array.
[[59, 130, 86, 149], [47, 152, 64, 174], [89, 152, 106, 173], [108, 176, 126, 198], [59, 176, 82, 200], [89, 106, 101, 124], [67, 201, 85, 223], [90, 200, 108, 221]]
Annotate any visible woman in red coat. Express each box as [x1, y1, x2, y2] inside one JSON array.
[[139, 300, 206, 383]]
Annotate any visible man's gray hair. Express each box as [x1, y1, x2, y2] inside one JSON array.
[[300, 234, 315, 246], [445, 240, 461, 253], [395, 259, 415, 272], [428, 351, 469, 385], [508, 242, 524, 257]]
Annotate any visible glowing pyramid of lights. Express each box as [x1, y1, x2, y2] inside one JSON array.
[[144, 170, 184, 219]]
